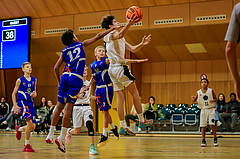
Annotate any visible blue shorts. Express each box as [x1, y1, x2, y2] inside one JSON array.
[[17, 100, 36, 123], [95, 86, 113, 111], [58, 73, 83, 104]]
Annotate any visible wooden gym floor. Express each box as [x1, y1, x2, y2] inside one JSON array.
[[0, 134, 240, 159]]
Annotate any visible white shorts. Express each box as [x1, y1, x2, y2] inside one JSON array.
[[72, 106, 93, 128], [108, 65, 135, 91], [200, 108, 215, 127]]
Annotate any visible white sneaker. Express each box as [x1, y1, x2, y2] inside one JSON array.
[[138, 127, 142, 132], [2, 121, 7, 125], [216, 121, 222, 127], [6, 127, 11, 131]]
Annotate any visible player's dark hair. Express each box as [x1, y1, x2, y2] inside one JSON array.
[[101, 15, 115, 30], [61, 29, 74, 46], [201, 78, 209, 84]]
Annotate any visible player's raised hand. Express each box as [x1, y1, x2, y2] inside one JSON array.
[[137, 59, 148, 63], [142, 34, 151, 46], [126, 14, 138, 25]]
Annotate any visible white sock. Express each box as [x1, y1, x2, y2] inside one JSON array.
[[18, 127, 24, 132], [59, 127, 68, 141], [109, 123, 115, 129], [138, 113, 144, 122], [103, 128, 108, 137], [48, 125, 56, 138], [120, 120, 127, 128], [25, 140, 29, 145]]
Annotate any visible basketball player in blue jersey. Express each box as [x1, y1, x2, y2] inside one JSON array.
[[12, 62, 37, 152], [90, 46, 119, 148], [45, 26, 122, 153]]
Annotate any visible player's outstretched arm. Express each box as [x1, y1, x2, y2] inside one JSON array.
[[225, 41, 240, 98], [125, 58, 148, 64], [125, 34, 151, 53], [82, 25, 123, 49], [54, 54, 64, 85], [12, 79, 21, 113], [111, 14, 138, 40]]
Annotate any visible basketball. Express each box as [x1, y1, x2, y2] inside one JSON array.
[[126, 6, 143, 22]]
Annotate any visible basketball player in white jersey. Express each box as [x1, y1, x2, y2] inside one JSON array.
[[101, 14, 152, 135], [192, 78, 218, 147], [64, 66, 98, 155]]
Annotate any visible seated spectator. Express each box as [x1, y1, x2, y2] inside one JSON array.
[[219, 93, 240, 132], [2, 107, 21, 131], [0, 97, 10, 123], [144, 96, 158, 120], [215, 93, 226, 127], [125, 103, 145, 131], [36, 104, 48, 133], [35, 96, 47, 109]]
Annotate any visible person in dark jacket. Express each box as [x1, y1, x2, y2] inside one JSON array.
[[0, 97, 10, 123], [215, 93, 226, 126], [219, 93, 240, 132]]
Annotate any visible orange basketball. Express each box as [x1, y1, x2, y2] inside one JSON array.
[[126, 6, 143, 22]]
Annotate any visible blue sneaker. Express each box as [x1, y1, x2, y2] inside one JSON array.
[[119, 127, 135, 136], [139, 120, 153, 128], [89, 145, 98, 155]]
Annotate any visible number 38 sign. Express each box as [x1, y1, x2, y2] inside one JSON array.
[[2, 29, 16, 41]]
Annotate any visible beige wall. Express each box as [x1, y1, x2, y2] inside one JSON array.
[[140, 59, 238, 106]]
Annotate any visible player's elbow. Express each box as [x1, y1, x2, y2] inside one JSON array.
[[225, 42, 236, 58]]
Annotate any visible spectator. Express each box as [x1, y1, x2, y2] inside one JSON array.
[[144, 96, 158, 120], [35, 97, 47, 109], [219, 93, 240, 132], [215, 93, 226, 127], [0, 97, 10, 123], [36, 103, 48, 133], [143, 96, 158, 131], [125, 103, 145, 131], [2, 107, 21, 131]]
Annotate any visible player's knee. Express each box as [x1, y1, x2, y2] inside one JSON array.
[[86, 121, 94, 136]]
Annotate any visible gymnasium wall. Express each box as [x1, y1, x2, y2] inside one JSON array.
[[140, 59, 238, 107]]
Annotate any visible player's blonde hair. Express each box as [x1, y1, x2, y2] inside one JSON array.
[[94, 46, 105, 53], [22, 62, 31, 68]]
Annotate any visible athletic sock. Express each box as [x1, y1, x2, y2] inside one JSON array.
[[138, 113, 144, 122], [25, 140, 29, 145], [59, 127, 68, 141], [109, 123, 115, 129], [18, 127, 24, 132], [103, 128, 108, 137], [48, 125, 56, 138], [120, 120, 127, 128]]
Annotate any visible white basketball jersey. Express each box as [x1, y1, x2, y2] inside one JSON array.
[[104, 31, 126, 65], [75, 80, 91, 105], [197, 88, 214, 109]]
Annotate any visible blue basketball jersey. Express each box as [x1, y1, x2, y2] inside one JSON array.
[[90, 57, 112, 86], [62, 42, 86, 76], [17, 76, 36, 102]]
